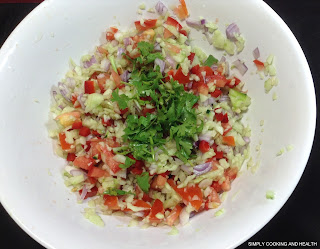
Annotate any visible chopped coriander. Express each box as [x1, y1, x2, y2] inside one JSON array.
[[119, 156, 136, 169], [92, 155, 98, 160], [103, 188, 135, 196], [111, 89, 130, 110], [206, 109, 210, 114], [204, 55, 218, 67], [136, 172, 150, 193]]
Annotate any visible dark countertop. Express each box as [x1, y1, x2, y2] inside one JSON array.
[[0, 1, 319, 249]]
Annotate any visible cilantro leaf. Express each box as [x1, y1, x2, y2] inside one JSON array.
[[137, 41, 154, 56], [204, 55, 218, 67], [136, 172, 150, 193], [119, 156, 136, 169], [103, 188, 134, 196], [111, 88, 130, 109]]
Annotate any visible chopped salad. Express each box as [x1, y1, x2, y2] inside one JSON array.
[[50, 0, 251, 227]]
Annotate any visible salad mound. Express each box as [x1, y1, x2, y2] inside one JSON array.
[[50, 0, 251, 227]]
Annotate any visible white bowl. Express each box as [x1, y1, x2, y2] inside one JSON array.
[[0, 0, 316, 248]]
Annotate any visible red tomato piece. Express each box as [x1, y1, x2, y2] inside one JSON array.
[[132, 199, 152, 209], [79, 126, 91, 137], [88, 167, 109, 178], [210, 89, 222, 98], [142, 107, 156, 117], [222, 123, 232, 135], [97, 144, 121, 173], [173, 67, 189, 84], [103, 195, 120, 210], [87, 176, 97, 185], [166, 204, 183, 226], [79, 186, 98, 200], [142, 193, 153, 202], [84, 80, 95, 94], [225, 167, 238, 181], [206, 74, 228, 87], [134, 19, 157, 31], [165, 17, 187, 36], [102, 118, 114, 127], [222, 136, 235, 146], [151, 175, 167, 190], [253, 59, 265, 71], [187, 52, 195, 63], [72, 120, 83, 130], [211, 181, 223, 193], [73, 156, 96, 170], [199, 140, 210, 153], [67, 153, 76, 162], [163, 28, 174, 39], [106, 32, 115, 41], [148, 199, 165, 224], [120, 107, 128, 115], [111, 69, 123, 88], [58, 133, 74, 152]]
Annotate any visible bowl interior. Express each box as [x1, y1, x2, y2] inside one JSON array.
[[0, 0, 315, 248]]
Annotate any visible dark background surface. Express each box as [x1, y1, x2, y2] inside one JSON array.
[[0, 1, 319, 249]]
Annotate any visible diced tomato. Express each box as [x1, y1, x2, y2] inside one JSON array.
[[215, 151, 224, 159], [88, 167, 109, 178], [73, 156, 96, 170], [215, 113, 228, 123], [207, 187, 221, 203], [110, 27, 118, 33], [84, 80, 95, 94], [84, 141, 91, 153], [120, 107, 128, 115], [111, 69, 123, 88], [210, 89, 222, 98], [191, 64, 200, 74], [187, 52, 195, 64], [222, 123, 232, 135], [134, 19, 157, 31], [174, 0, 189, 20], [221, 177, 231, 192], [206, 74, 228, 87], [97, 144, 121, 173], [151, 175, 167, 190], [179, 29, 188, 36], [67, 153, 76, 162], [97, 73, 110, 93], [55, 111, 81, 127], [103, 195, 120, 210], [71, 94, 78, 105], [234, 77, 241, 86], [97, 46, 108, 55], [166, 204, 183, 226], [198, 83, 209, 95], [211, 181, 222, 193], [222, 136, 235, 146], [165, 69, 175, 82], [253, 59, 265, 71], [132, 199, 152, 210], [148, 199, 165, 224], [142, 107, 156, 117], [163, 28, 174, 39], [167, 179, 203, 211], [91, 130, 101, 137], [225, 167, 238, 181], [79, 126, 91, 137], [72, 120, 83, 130], [173, 67, 189, 84], [199, 140, 210, 153], [165, 17, 187, 36], [102, 118, 114, 127], [142, 193, 153, 202], [58, 133, 74, 152], [79, 186, 98, 200], [106, 32, 115, 41], [166, 42, 181, 53], [127, 154, 144, 175], [87, 176, 97, 185]]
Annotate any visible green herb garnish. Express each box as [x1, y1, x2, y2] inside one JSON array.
[[136, 172, 150, 193], [204, 54, 218, 67]]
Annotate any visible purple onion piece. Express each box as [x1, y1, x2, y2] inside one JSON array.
[[220, 56, 226, 63], [80, 185, 88, 200], [193, 162, 212, 176], [253, 47, 260, 60], [204, 32, 212, 45], [117, 47, 125, 59], [233, 59, 248, 76], [101, 58, 110, 72], [77, 93, 85, 109], [186, 19, 203, 30], [198, 134, 212, 143], [155, 1, 168, 15], [243, 136, 250, 143], [52, 90, 58, 102], [211, 65, 218, 71], [66, 77, 76, 88], [58, 105, 65, 109], [123, 37, 132, 47], [186, 82, 193, 89], [111, 40, 119, 47], [200, 19, 206, 25], [225, 61, 230, 76], [207, 97, 216, 105], [181, 164, 193, 175], [219, 95, 230, 102], [154, 42, 161, 51], [58, 82, 71, 102], [154, 58, 165, 73], [165, 55, 176, 69], [226, 23, 240, 41], [83, 55, 97, 68], [189, 211, 196, 218], [120, 70, 130, 82], [193, 140, 200, 148]]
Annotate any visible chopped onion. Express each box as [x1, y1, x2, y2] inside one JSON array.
[[111, 40, 119, 47], [80, 185, 88, 200], [207, 97, 216, 105], [123, 37, 132, 47], [133, 211, 145, 218], [165, 55, 176, 69], [193, 140, 200, 148], [83, 55, 96, 68], [225, 61, 230, 76], [253, 47, 260, 60], [220, 56, 226, 63], [179, 207, 190, 226], [186, 82, 193, 89], [154, 42, 161, 51], [198, 134, 212, 143], [193, 162, 212, 176], [243, 136, 250, 143], [232, 59, 248, 76], [200, 19, 206, 25], [58, 82, 71, 102], [181, 164, 192, 175], [186, 19, 203, 30], [77, 93, 85, 109], [117, 47, 125, 58], [70, 169, 88, 181], [115, 169, 127, 179], [120, 70, 130, 82], [220, 94, 230, 102], [154, 58, 165, 73], [86, 134, 94, 141], [226, 23, 240, 41], [52, 90, 58, 103], [101, 58, 110, 72], [155, 1, 168, 15], [204, 32, 212, 45], [189, 211, 196, 218], [211, 65, 218, 71], [66, 77, 76, 88]]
